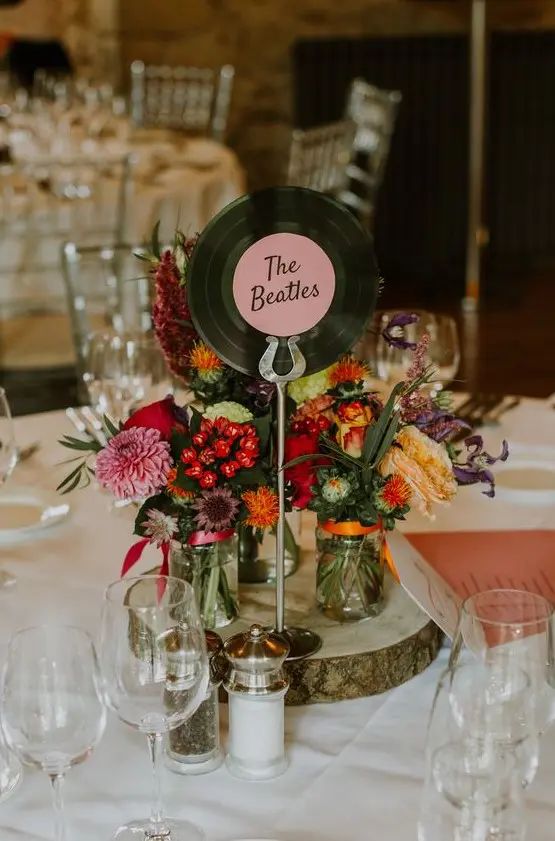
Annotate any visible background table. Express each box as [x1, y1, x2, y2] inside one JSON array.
[[0, 397, 553, 841]]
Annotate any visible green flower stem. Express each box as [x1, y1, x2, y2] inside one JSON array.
[[202, 564, 220, 629]]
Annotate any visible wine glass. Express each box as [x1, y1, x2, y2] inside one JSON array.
[[99, 575, 209, 841], [1, 625, 107, 841], [82, 330, 172, 422], [450, 589, 555, 735], [375, 310, 460, 392], [0, 387, 18, 588]]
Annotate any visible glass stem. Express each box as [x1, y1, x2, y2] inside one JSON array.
[[48, 772, 67, 841], [146, 732, 170, 838]]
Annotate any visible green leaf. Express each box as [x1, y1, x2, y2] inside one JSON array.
[[151, 220, 161, 259], [252, 413, 271, 451], [59, 470, 84, 494], [103, 414, 120, 437], [371, 412, 400, 468], [362, 382, 404, 465], [230, 465, 267, 486], [189, 405, 203, 437], [59, 435, 101, 453], [56, 460, 86, 492], [133, 493, 167, 536]]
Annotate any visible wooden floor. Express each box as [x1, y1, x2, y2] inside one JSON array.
[[2, 269, 554, 416]]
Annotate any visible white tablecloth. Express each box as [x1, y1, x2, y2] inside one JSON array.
[[0, 398, 554, 841]]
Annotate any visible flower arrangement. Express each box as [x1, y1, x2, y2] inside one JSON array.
[[284, 313, 508, 620]]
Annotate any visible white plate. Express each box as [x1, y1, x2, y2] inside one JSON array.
[[0, 485, 70, 545], [494, 459, 555, 506]]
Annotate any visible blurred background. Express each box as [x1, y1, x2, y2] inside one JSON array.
[[0, 0, 553, 416]]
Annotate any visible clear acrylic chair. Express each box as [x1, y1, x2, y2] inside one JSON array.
[[285, 119, 356, 194], [61, 242, 152, 379], [338, 78, 402, 228], [130, 60, 235, 141]]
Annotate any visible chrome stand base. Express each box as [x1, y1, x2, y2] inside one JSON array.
[[272, 626, 323, 661]]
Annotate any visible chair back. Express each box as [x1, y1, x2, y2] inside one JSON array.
[[286, 119, 356, 194], [0, 154, 132, 317], [340, 78, 402, 227], [130, 61, 234, 140], [61, 242, 152, 373]]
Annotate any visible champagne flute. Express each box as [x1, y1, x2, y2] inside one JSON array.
[[1, 626, 107, 841], [99, 575, 209, 841], [0, 387, 18, 588]]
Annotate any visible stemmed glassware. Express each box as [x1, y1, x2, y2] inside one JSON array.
[[99, 575, 209, 841], [1, 625, 107, 841], [83, 330, 172, 422], [0, 386, 19, 588], [375, 310, 460, 392]]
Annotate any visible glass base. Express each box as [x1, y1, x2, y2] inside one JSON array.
[[165, 748, 223, 775], [113, 818, 205, 841]]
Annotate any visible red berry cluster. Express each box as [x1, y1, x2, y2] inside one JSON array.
[[290, 415, 331, 435], [180, 417, 260, 489]]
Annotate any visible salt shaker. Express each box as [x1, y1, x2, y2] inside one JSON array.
[[166, 630, 226, 775], [223, 623, 289, 780]]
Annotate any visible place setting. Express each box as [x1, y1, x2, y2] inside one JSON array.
[[1, 19, 554, 841]]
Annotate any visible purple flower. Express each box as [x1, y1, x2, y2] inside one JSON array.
[[193, 487, 240, 532], [453, 436, 509, 497], [414, 410, 471, 443], [245, 378, 276, 409], [382, 312, 419, 350]]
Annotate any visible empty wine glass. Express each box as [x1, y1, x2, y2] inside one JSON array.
[[375, 310, 460, 392], [419, 740, 526, 841], [450, 589, 555, 735], [99, 575, 209, 841], [0, 387, 18, 588], [82, 330, 172, 422], [1, 625, 107, 841]]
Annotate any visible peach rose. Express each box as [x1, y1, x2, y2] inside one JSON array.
[[379, 425, 457, 517], [335, 401, 374, 458]]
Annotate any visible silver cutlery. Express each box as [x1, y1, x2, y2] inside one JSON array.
[[65, 407, 107, 447]]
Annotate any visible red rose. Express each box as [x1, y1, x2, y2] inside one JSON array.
[[123, 397, 177, 440], [199, 470, 218, 489], [285, 430, 326, 509]]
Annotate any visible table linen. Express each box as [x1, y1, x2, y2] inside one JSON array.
[[0, 397, 553, 841]]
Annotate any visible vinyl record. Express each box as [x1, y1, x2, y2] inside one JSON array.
[[187, 187, 380, 377]]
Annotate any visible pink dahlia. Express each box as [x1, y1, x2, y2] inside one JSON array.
[[96, 427, 172, 500]]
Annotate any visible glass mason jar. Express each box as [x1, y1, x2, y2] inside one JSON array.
[[238, 514, 300, 584], [315, 523, 385, 622], [170, 534, 239, 629]]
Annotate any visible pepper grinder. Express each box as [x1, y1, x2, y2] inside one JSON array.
[[166, 630, 226, 774], [223, 623, 289, 780]]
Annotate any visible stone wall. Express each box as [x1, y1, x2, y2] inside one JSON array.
[[117, 0, 555, 189]]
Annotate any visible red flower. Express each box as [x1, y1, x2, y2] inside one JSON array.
[[285, 429, 325, 509], [220, 460, 239, 478], [123, 397, 178, 441], [214, 439, 231, 459], [185, 461, 203, 479], [239, 435, 259, 454], [225, 422, 242, 439], [200, 418, 213, 435], [199, 447, 216, 465], [180, 447, 197, 464], [236, 451, 256, 469], [151, 247, 198, 383], [213, 417, 229, 435], [199, 471, 218, 489], [192, 432, 207, 447]]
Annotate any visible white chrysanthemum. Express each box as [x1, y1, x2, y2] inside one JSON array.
[[288, 366, 333, 406], [204, 401, 253, 423]]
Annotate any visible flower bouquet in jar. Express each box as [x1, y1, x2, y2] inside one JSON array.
[[285, 315, 509, 622]]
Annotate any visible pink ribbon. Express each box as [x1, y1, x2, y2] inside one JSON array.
[[187, 528, 234, 547], [121, 539, 170, 579]]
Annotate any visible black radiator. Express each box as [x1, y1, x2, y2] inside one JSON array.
[[293, 32, 555, 300]]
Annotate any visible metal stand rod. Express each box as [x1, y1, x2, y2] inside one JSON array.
[[275, 381, 286, 634], [464, 0, 487, 311]]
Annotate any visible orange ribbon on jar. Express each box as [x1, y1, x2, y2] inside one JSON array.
[[319, 519, 400, 582]]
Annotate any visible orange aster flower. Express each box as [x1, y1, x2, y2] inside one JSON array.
[[242, 486, 279, 529], [329, 356, 370, 387], [166, 467, 194, 501], [188, 341, 223, 375]]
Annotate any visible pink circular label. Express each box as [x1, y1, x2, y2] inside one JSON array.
[[232, 232, 335, 336]]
